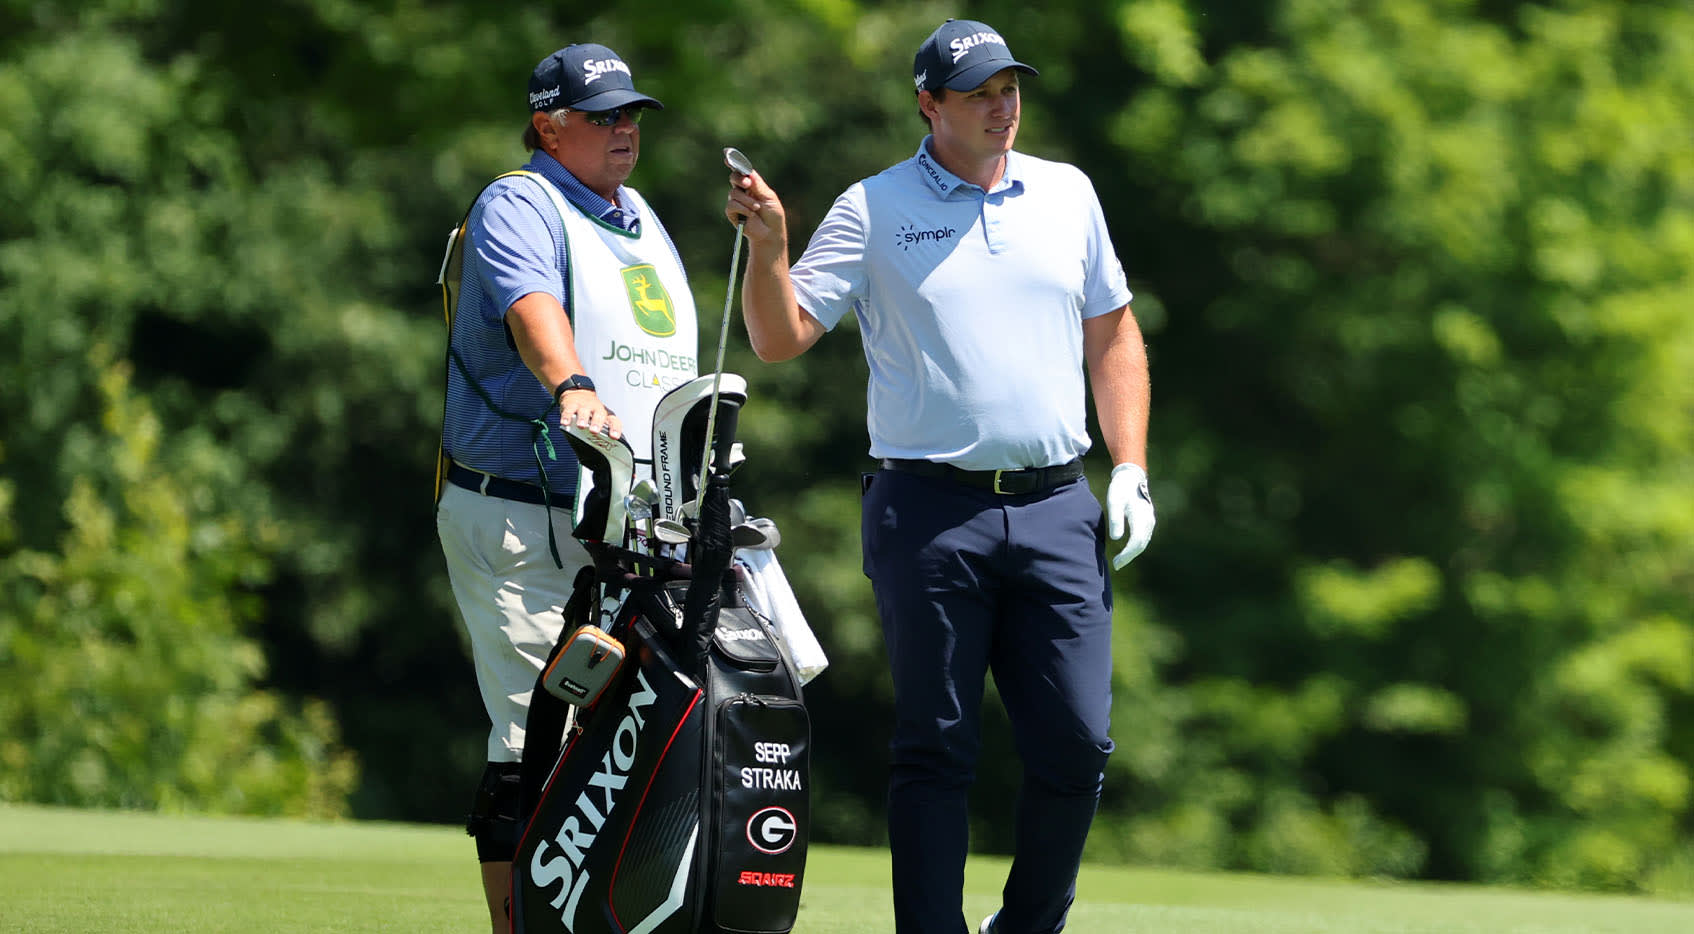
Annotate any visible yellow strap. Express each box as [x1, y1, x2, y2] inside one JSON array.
[[435, 171, 538, 503]]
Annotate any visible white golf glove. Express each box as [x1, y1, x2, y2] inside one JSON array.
[[1107, 463, 1155, 571]]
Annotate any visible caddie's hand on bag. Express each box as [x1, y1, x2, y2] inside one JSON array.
[[1107, 462, 1155, 570]]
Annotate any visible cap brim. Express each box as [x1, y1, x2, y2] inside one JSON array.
[[569, 88, 665, 111], [942, 60, 1038, 92]]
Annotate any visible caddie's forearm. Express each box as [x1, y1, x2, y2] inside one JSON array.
[[508, 292, 591, 394]]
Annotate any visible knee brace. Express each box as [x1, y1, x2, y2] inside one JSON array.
[[465, 761, 525, 863]]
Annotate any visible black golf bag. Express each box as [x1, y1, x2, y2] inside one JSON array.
[[510, 380, 811, 934]]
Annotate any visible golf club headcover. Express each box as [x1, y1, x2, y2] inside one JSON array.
[[651, 374, 747, 522], [561, 425, 635, 545]]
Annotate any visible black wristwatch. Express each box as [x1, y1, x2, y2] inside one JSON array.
[[554, 374, 596, 400]]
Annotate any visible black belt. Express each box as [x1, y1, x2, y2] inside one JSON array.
[[446, 461, 551, 506], [880, 458, 1085, 495]]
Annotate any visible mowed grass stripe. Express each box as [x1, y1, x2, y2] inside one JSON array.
[[3, 804, 1694, 933]]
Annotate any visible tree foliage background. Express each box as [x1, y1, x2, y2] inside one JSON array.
[[3, 0, 1691, 893]]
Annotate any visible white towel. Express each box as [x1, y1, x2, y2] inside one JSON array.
[[736, 548, 828, 684]]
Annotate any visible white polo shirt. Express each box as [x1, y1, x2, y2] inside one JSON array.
[[790, 138, 1132, 471]]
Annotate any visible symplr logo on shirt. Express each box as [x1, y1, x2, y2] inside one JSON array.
[[894, 223, 958, 252]]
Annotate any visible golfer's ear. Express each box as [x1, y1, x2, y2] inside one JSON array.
[[917, 90, 939, 120]]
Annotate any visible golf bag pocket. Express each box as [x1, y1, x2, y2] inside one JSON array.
[[711, 607, 785, 674], [541, 625, 626, 707], [711, 695, 809, 933]]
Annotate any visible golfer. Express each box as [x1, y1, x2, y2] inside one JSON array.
[[436, 42, 696, 934], [725, 18, 1154, 934]]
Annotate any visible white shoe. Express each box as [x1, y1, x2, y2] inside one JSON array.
[[978, 912, 999, 934]]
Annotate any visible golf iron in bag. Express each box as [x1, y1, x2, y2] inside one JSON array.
[[510, 375, 811, 934]]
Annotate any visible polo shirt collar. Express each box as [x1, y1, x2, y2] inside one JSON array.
[[525, 150, 641, 232], [914, 136, 1024, 198]]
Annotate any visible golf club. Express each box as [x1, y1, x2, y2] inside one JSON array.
[[627, 477, 660, 552], [724, 147, 756, 184], [653, 518, 692, 545], [693, 146, 756, 515], [731, 519, 779, 550], [631, 476, 659, 513]]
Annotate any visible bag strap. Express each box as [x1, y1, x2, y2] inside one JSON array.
[[518, 564, 599, 817]]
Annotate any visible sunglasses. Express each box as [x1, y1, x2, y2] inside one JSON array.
[[570, 105, 645, 127]]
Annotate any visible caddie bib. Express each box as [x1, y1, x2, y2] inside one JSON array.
[[557, 188, 699, 475]]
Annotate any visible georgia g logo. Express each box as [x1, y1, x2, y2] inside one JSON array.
[[747, 806, 798, 855]]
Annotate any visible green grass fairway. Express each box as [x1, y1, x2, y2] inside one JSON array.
[[3, 803, 1692, 933]]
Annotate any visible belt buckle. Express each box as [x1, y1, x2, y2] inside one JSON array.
[[992, 469, 1010, 494]]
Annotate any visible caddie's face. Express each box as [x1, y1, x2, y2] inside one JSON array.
[[927, 68, 1021, 161], [548, 106, 642, 201]]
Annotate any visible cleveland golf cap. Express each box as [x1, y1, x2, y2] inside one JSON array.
[[528, 43, 664, 113], [912, 19, 1038, 93]]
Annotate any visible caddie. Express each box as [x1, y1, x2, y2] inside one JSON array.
[[433, 41, 697, 934]]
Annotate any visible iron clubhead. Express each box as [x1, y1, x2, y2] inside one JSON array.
[[724, 147, 755, 177]]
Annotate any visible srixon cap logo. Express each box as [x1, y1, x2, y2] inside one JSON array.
[[949, 31, 1008, 63], [746, 806, 798, 855], [582, 57, 632, 85]]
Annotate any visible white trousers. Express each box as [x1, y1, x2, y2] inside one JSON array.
[[436, 483, 590, 762]]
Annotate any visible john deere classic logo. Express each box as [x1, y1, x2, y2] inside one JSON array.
[[621, 265, 676, 336]]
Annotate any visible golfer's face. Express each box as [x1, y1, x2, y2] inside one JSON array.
[[933, 68, 1020, 160], [555, 108, 641, 199]]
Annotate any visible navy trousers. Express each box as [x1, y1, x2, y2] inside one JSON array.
[[861, 468, 1116, 934]]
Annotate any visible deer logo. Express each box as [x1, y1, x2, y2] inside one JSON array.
[[621, 265, 676, 337]]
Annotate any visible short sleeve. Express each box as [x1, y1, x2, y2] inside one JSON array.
[[469, 183, 564, 323], [1078, 173, 1132, 319], [790, 184, 870, 331]]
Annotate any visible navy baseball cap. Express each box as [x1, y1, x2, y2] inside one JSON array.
[[528, 44, 664, 113], [912, 19, 1038, 93]]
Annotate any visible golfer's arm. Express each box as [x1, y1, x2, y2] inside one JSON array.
[[741, 244, 823, 363], [1083, 305, 1150, 470]]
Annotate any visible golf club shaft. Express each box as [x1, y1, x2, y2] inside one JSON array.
[[694, 220, 744, 512]]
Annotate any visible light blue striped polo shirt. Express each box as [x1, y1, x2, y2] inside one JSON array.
[[443, 151, 687, 494], [790, 138, 1132, 471]]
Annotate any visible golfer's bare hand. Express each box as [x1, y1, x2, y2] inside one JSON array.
[[726, 171, 786, 246], [558, 390, 622, 440]]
